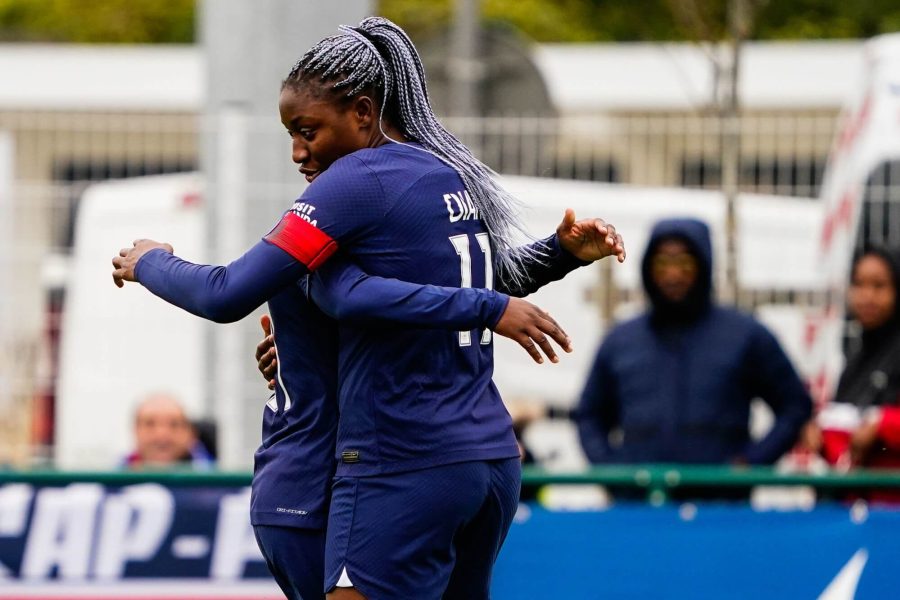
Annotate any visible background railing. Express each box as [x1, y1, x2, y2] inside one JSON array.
[[4, 465, 900, 503]]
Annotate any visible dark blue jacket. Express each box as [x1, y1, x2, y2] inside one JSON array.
[[576, 218, 812, 465]]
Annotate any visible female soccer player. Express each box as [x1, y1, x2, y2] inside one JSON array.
[[113, 17, 624, 600], [247, 247, 592, 600]]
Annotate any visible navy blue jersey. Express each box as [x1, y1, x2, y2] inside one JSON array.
[[249, 263, 509, 529], [250, 280, 338, 530], [266, 143, 524, 476]]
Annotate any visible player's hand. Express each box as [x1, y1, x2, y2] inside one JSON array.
[[557, 208, 625, 263], [493, 297, 571, 364], [112, 239, 173, 287], [255, 314, 277, 390]]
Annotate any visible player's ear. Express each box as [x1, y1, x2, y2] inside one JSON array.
[[353, 96, 376, 129]]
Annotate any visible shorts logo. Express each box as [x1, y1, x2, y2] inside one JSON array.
[[276, 507, 309, 516], [341, 450, 360, 464]]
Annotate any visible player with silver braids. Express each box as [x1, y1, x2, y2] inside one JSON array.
[[111, 15, 625, 600], [282, 16, 538, 287]]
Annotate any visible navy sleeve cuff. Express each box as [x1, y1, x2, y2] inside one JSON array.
[[486, 292, 511, 330], [548, 234, 592, 268]]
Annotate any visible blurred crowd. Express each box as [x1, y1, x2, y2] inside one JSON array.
[[515, 217, 900, 502]]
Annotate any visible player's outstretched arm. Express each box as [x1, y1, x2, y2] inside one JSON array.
[[112, 238, 307, 323], [254, 293, 570, 384], [497, 209, 626, 298], [311, 258, 507, 329], [310, 258, 571, 363]]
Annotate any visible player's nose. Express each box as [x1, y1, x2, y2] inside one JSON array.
[[291, 139, 309, 164]]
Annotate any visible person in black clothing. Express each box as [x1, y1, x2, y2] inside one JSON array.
[[835, 247, 900, 408], [810, 247, 900, 477]]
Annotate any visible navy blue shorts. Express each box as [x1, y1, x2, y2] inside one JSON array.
[[254, 525, 326, 600], [324, 457, 521, 600]]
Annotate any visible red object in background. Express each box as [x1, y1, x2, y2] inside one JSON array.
[[181, 191, 202, 208], [817, 402, 861, 468], [821, 428, 853, 468], [817, 403, 900, 504], [30, 289, 64, 460]]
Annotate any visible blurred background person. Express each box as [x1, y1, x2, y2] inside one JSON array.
[[574, 218, 812, 472], [122, 393, 214, 469], [809, 248, 900, 481]]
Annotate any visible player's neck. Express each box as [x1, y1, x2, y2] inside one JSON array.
[[369, 122, 407, 147]]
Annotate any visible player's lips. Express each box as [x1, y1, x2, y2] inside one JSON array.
[[299, 167, 320, 183]]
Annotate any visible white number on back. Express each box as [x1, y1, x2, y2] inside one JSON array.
[[449, 232, 493, 347]]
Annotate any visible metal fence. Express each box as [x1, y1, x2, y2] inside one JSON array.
[[445, 112, 837, 198], [3, 108, 889, 468]]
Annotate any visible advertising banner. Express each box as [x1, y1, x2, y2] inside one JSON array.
[[0, 482, 280, 598], [494, 503, 900, 599], [3, 482, 900, 599]]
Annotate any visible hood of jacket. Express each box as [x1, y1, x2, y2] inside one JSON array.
[[641, 218, 713, 323]]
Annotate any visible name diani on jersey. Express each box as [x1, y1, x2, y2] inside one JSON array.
[[443, 190, 480, 222], [290, 201, 318, 226]]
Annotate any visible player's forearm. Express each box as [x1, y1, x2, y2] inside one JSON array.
[[312, 265, 509, 329], [496, 234, 589, 297], [135, 241, 307, 323]]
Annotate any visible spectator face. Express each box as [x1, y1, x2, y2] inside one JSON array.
[[849, 254, 896, 331], [649, 239, 699, 303], [134, 396, 193, 465]]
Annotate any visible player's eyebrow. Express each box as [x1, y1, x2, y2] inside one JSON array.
[[289, 115, 317, 128], [282, 115, 312, 130]]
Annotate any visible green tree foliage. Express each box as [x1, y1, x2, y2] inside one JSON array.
[[755, 0, 900, 40], [381, 0, 687, 42], [0, 0, 897, 45], [381, 0, 900, 43], [0, 0, 194, 43]]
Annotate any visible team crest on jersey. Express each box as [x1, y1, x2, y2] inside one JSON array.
[[290, 201, 318, 226]]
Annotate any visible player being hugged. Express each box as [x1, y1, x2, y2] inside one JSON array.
[[112, 16, 624, 600]]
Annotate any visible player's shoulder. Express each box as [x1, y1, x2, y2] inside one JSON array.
[[299, 152, 385, 204], [351, 142, 456, 191], [297, 142, 458, 213], [353, 141, 443, 168]]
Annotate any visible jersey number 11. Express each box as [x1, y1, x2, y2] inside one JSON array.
[[449, 232, 493, 347]]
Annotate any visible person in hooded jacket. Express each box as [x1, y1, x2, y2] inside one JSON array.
[[812, 247, 900, 476], [575, 218, 812, 472]]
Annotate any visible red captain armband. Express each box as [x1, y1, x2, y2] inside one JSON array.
[[264, 212, 339, 271]]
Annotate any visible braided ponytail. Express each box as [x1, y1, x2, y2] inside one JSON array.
[[284, 17, 540, 286]]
